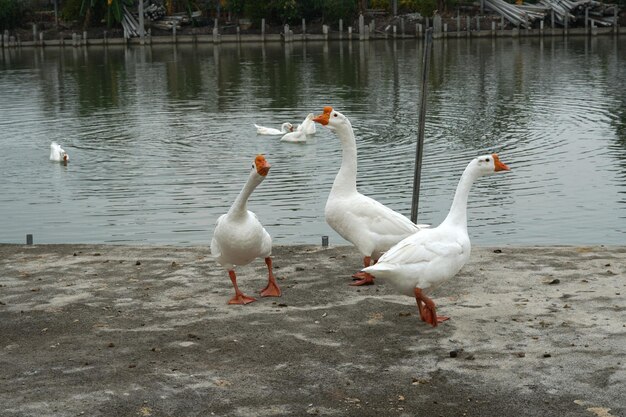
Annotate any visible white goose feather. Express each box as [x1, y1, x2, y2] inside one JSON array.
[[50, 142, 69, 163], [313, 107, 428, 274], [254, 122, 293, 136], [211, 155, 280, 304], [363, 154, 511, 326]]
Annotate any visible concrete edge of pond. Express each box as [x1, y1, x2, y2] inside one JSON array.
[[2, 26, 623, 48]]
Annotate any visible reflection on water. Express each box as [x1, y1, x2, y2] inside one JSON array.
[[0, 37, 624, 245]]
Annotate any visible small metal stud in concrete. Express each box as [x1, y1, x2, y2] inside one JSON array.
[[26, 234, 33, 245], [322, 236, 329, 247]]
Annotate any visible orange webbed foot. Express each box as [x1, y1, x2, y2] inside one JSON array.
[[260, 280, 282, 297], [350, 271, 375, 286], [414, 288, 448, 327], [228, 294, 257, 305]]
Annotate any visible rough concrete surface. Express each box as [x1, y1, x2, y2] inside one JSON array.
[[0, 244, 624, 417]]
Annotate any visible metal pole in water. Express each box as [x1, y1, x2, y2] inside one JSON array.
[[410, 27, 433, 223]]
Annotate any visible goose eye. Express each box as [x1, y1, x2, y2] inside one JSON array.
[[484, 158, 490, 162], [333, 113, 338, 117]]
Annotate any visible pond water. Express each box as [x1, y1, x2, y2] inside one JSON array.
[[0, 36, 624, 245]]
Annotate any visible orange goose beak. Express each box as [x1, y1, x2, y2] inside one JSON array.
[[492, 154, 510, 172], [312, 106, 333, 125], [255, 154, 271, 176]]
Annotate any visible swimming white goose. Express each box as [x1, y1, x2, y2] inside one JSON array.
[[280, 129, 308, 143], [296, 113, 316, 135], [363, 154, 510, 327], [210, 154, 281, 304], [313, 106, 428, 286], [50, 142, 69, 163], [254, 122, 294, 136], [279, 114, 316, 143]]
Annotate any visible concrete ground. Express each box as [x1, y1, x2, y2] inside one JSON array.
[[0, 244, 624, 417]]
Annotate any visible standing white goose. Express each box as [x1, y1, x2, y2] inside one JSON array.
[[50, 142, 69, 164], [254, 122, 294, 136], [312, 106, 428, 286], [210, 154, 281, 304], [363, 154, 510, 327]]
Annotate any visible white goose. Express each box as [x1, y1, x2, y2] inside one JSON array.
[[296, 113, 316, 135], [363, 154, 510, 327], [254, 122, 294, 136], [210, 154, 281, 304], [280, 114, 317, 143], [279, 129, 308, 143], [313, 106, 428, 285], [50, 142, 69, 163]]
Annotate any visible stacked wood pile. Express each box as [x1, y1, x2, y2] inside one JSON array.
[[484, 0, 619, 28]]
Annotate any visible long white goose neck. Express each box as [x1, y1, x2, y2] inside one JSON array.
[[441, 163, 479, 230], [332, 120, 358, 195], [229, 172, 262, 218]]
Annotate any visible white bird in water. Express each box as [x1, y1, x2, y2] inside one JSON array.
[[295, 113, 316, 135], [254, 122, 294, 136], [50, 142, 69, 164]]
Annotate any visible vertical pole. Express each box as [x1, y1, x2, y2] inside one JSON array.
[[138, 0, 145, 44], [302, 18, 306, 40], [359, 13, 364, 41], [411, 28, 433, 223], [261, 18, 266, 42], [53, 0, 58, 27], [339, 19, 343, 40]]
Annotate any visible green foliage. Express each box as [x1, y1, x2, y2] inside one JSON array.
[[319, 0, 357, 23], [371, 0, 449, 15], [71, 0, 131, 28], [0, 0, 26, 30], [226, 0, 245, 15], [241, 0, 356, 25], [62, 0, 84, 21]]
